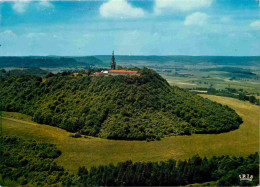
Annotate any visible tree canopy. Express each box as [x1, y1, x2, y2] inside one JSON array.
[[0, 68, 242, 140]]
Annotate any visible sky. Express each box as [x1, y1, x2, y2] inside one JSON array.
[[0, 0, 260, 56]]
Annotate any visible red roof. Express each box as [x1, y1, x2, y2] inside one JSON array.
[[93, 72, 103, 75], [108, 70, 138, 74]]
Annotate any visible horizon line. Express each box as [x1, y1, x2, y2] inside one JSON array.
[[0, 55, 260, 57]]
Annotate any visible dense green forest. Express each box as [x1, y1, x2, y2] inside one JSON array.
[[1, 136, 258, 186], [79, 153, 259, 186], [0, 68, 242, 140], [0, 136, 76, 186], [0, 68, 48, 81]]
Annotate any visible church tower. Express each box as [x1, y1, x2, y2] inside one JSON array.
[[111, 50, 116, 70]]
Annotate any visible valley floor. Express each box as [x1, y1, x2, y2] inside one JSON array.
[[1, 95, 259, 173]]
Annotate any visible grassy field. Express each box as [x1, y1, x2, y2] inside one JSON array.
[[1, 95, 259, 173], [160, 69, 260, 94], [162, 74, 260, 93]]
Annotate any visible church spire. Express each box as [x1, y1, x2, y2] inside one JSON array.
[[111, 50, 116, 70]]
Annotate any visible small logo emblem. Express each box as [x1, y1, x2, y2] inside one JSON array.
[[239, 174, 253, 181]]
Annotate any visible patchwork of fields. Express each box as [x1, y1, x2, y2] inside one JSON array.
[[1, 95, 259, 173], [162, 71, 260, 94]]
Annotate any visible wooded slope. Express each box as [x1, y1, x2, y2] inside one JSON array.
[[0, 68, 242, 140]]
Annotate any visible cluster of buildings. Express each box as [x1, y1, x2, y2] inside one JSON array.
[[92, 51, 140, 76], [92, 69, 139, 76]]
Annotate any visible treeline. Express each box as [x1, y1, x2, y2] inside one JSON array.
[[0, 56, 103, 68], [0, 68, 242, 141], [1, 136, 259, 186], [0, 68, 48, 81], [0, 136, 76, 186], [79, 153, 259, 186], [190, 87, 260, 105]]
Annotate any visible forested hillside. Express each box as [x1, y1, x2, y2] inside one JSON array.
[[1, 136, 258, 186], [0, 68, 48, 81], [0, 68, 242, 140]]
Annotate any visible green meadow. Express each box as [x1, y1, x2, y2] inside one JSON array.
[[162, 72, 260, 94], [1, 95, 259, 173]]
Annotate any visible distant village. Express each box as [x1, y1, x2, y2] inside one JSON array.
[[92, 51, 140, 76]]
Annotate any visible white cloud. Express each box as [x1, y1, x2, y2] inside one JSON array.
[[100, 0, 145, 19], [184, 12, 208, 26], [11, 0, 53, 13], [26, 32, 46, 39], [250, 20, 260, 29], [220, 16, 231, 23], [12, 1, 29, 13], [38, 0, 53, 8], [154, 0, 213, 14], [0, 30, 17, 38]]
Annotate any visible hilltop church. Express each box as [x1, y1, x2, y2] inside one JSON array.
[[92, 51, 139, 76]]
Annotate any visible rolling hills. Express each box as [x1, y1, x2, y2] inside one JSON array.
[[0, 56, 103, 68], [0, 68, 242, 140], [96, 55, 260, 66]]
